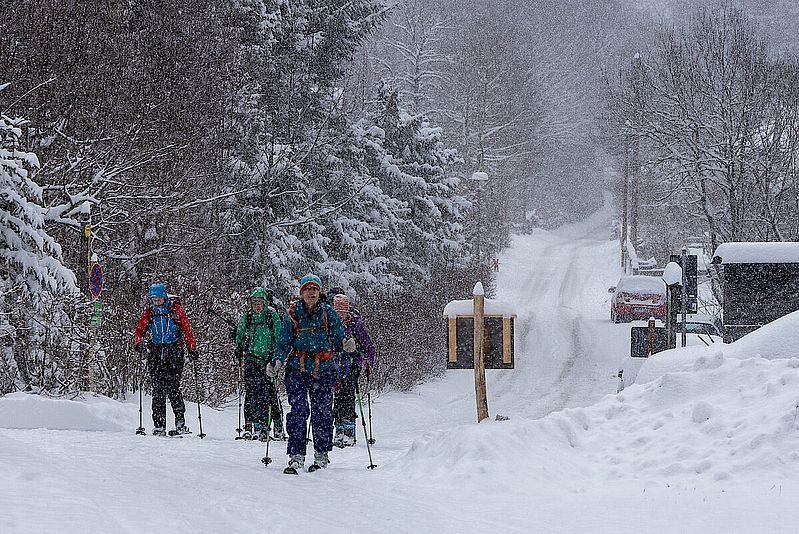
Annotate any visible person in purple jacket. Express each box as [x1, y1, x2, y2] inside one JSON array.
[[331, 293, 376, 447]]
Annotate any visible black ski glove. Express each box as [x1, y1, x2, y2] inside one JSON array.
[[187, 349, 199, 361]]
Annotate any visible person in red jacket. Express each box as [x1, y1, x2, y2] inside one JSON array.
[[134, 283, 198, 436]]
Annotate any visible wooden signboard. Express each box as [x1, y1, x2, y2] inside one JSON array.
[[446, 315, 515, 370]]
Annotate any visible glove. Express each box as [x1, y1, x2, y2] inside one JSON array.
[[187, 349, 199, 361], [135, 343, 149, 358], [266, 359, 283, 378], [343, 336, 356, 353]]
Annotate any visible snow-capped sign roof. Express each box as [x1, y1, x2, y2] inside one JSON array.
[[662, 262, 682, 286], [443, 298, 516, 318], [713, 242, 799, 264]]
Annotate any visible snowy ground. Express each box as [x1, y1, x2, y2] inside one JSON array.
[[3, 196, 799, 533]]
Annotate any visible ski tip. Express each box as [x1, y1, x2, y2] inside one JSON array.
[[283, 466, 298, 475]]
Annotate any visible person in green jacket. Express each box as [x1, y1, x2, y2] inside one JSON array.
[[235, 287, 284, 441]]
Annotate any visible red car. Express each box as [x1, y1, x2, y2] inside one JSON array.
[[609, 275, 666, 323]]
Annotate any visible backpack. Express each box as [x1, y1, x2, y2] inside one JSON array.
[[287, 296, 330, 338], [143, 294, 184, 345]]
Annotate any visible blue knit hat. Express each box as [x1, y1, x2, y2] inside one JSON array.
[[299, 274, 322, 293], [148, 283, 167, 299]]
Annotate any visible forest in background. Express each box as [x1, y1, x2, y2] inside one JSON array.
[[2, 0, 796, 401]]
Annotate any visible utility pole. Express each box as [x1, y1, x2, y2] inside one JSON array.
[[630, 53, 643, 250], [621, 133, 629, 271]]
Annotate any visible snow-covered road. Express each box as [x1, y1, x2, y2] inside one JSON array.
[[490, 194, 627, 418], [5, 197, 799, 533]]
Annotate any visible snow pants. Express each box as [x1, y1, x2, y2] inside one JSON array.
[[333, 363, 361, 426], [243, 360, 283, 432], [284, 365, 334, 457], [147, 342, 185, 429]]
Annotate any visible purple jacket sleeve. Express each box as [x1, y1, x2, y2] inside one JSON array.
[[353, 316, 376, 367]]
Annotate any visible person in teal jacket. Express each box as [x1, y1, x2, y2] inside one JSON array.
[[271, 274, 345, 474], [235, 287, 283, 441]]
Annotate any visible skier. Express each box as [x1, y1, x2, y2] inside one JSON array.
[[234, 287, 284, 441], [331, 293, 376, 448], [272, 274, 346, 474], [133, 282, 199, 436]]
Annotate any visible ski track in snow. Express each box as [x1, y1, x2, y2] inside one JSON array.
[[490, 196, 622, 420]]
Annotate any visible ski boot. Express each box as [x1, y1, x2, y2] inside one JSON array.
[[253, 422, 265, 442], [152, 426, 166, 437], [341, 421, 356, 447], [333, 423, 346, 448], [242, 422, 253, 440], [171, 417, 191, 436], [308, 451, 329, 472], [284, 454, 304, 475], [272, 428, 287, 441]]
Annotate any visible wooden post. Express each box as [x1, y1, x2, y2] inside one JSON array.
[[502, 317, 511, 364], [473, 282, 489, 422], [448, 317, 457, 363], [621, 137, 628, 270], [84, 223, 94, 392]]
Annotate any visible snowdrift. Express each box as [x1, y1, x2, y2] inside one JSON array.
[[0, 392, 135, 431], [398, 310, 799, 485]]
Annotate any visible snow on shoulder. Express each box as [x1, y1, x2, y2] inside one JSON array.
[[401, 309, 799, 486], [713, 241, 799, 264], [0, 392, 133, 432]]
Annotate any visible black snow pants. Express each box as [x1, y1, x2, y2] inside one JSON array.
[[147, 342, 186, 429], [244, 359, 284, 432], [333, 364, 361, 425]]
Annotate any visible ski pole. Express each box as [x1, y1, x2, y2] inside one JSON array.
[[366, 368, 375, 444], [136, 357, 147, 435], [192, 360, 206, 439], [235, 354, 244, 439], [355, 380, 377, 469], [261, 398, 273, 467]]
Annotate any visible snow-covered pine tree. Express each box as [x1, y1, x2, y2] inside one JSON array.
[[368, 82, 469, 289], [215, 0, 388, 295], [0, 91, 78, 392]]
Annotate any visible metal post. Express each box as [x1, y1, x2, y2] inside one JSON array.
[[473, 282, 489, 423], [681, 247, 688, 347]]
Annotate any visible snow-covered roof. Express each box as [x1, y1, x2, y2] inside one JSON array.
[[443, 298, 516, 318], [713, 242, 799, 264]]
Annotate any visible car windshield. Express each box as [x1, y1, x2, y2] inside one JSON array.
[[680, 322, 719, 336], [617, 276, 665, 294]]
